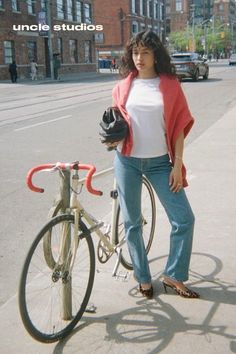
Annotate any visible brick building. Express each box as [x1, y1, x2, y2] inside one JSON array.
[[165, 0, 189, 33], [0, 0, 101, 80], [93, 0, 166, 60], [214, 0, 236, 24], [166, 0, 236, 34]]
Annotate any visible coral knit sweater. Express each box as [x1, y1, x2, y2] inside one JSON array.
[[112, 71, 194, 187]]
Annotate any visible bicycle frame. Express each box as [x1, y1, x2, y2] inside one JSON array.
[[20, 161, 156, 342], [66, 167, 126, 278]]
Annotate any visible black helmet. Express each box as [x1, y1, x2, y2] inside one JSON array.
[[99, 107, 128, 144]]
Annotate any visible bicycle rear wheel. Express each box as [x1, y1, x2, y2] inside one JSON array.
[[114, 176, 156, 270], [19, 214, 95, 343]]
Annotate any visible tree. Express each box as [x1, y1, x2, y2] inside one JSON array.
[[169, 21, 232, 57]]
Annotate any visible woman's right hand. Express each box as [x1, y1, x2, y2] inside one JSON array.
[[106, 141, 120, 149], [104, 140, 123, 151]]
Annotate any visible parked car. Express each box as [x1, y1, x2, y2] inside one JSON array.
[[171, 52, 209, 81], [229, 53, 236, 65]]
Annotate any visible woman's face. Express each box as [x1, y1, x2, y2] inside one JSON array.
[[132, 45, 156, 77]]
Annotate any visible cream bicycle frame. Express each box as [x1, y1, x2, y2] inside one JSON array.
[[67, 166, 125, 278]]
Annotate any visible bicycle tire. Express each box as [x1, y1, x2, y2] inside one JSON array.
[[114, 176, 156, 270], [18, 214, 95, 343]]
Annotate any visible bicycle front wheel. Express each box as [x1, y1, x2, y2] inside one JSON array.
[[19, 214, 95, 343], [114, 176, 156, 270]]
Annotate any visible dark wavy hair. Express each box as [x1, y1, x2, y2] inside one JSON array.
[[119, 30, 176, 78]]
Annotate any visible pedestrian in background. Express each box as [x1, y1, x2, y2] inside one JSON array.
[[8, 60, 17, 83], [30, 59, 38, 80], [107, 30, 199, 300], [110, 57, 116, 72]]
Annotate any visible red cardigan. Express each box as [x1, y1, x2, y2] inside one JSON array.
[[112, 71, 194, 187]]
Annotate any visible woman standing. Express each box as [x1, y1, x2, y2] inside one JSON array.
[[108, 30, 199, 299]]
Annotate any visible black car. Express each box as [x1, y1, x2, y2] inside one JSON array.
[[171, 52, 209, 81]]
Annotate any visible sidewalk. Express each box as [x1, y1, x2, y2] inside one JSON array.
[[1, 105, 236, 353], [0, 62, 228, 85], [0, 69, 118, 85]]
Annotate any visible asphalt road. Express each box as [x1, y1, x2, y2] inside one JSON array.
[[0, 62, 236, 307]]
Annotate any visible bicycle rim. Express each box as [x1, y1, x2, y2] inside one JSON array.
[[18, 214, 95, 343], [115, 177, 156, 270]]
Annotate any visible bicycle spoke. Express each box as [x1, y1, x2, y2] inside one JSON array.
[[19, 215, 95, 343]]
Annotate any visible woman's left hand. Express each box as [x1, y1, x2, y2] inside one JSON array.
[[169, 166, 183, 193]]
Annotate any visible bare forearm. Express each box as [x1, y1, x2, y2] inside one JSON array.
[[169, 131, 184, 192], [173, 131, 184, 169]]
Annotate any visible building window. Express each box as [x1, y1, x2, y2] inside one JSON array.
[[160, 2, 164, 21], [4, 41, 14, 64], [57, 38, 63, 63], [67, 0, 73, 20], [132, 21, 139, 34], [147, 0, 152, 18], [0, 1, 4, 9], [176, 0, 182, 12], [40, 0, 46, 11], [140, 0, 144, 15], [57, 0, 65, 19], [219, 4, 224, 11], [154, 0, 158, 19], [166, 5, 170, 15], [131, 0, 137, 14], [142, 0, 146, 16], [84, 41, 92, 63], [12, 0, 20, 11], [84, 3, 92, 24], [219, 15, 225, 22], [75, 0, 82, 22], [28, 0, 36, 14], [69, 39, 77, 63], [27, 41, 37, 61]]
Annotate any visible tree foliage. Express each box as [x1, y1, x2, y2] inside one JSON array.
[[169, 21, 232, 55]]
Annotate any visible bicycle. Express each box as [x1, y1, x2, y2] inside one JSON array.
[[18, 161, 156, 343]]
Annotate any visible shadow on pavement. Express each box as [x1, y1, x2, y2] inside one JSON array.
[[181, 78, 222, 83], [53, 252, 236, 354]]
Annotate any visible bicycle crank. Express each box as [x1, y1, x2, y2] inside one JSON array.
[[97, 237, 113, 263]]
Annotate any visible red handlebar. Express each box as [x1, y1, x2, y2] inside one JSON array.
[[26, 162, 103, 196]]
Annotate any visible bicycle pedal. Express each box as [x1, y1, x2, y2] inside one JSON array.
[[114, 271, 130, 282]]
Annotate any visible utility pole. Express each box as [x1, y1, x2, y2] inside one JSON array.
[[190, 4, 195, 51], [45, 0, 54, 79], [231, 22, 235, 52]]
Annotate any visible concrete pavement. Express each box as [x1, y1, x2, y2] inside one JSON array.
[[0, 68, 118, 85], [1, 91, 236, 353]]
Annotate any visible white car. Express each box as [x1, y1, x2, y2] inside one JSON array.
[[229, 54, 236, 65]]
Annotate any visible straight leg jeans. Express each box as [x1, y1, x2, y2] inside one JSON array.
[[114, 152, 195, 284]]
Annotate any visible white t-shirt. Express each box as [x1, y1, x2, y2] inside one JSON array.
[[121, 77, 168, 158]]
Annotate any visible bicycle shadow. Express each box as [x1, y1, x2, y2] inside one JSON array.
[[53, 252, 236, 354]]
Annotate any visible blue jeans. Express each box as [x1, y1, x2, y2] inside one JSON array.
[[114, 152, 195, 284]]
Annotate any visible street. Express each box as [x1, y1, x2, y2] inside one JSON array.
[[0, 61, 236, 353], [0, 62, 236, 308]]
